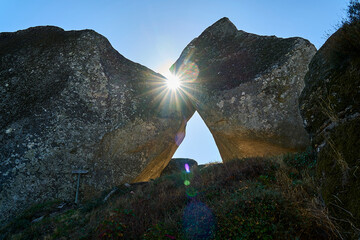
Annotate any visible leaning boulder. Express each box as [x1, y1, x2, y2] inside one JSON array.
[[171, 17, 316, 161], [0, 26, 194, 225], [299, 22, 360, 233]]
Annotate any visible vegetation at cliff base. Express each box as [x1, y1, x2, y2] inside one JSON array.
[[0, 149, 344, 239]]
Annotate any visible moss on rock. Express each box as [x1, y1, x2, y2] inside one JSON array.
[[300, 21, 360, 238]]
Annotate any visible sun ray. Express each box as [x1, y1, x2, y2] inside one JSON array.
[[141, 61, 200, 115], [166, 74, 181, 90]]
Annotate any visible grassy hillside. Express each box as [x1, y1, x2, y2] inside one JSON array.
[[1, 149, 344, 239]]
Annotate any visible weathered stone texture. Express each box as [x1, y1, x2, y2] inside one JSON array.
[[0, 26, 194, 225], [299, 22, 360, 233], [172, 17, 316, 161]]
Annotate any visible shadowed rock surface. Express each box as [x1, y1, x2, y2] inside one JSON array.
[[171, 17, 316, 161], [299, 22, 360, 234], [0, 26, 194, 225], [160, 158, 198, 176]]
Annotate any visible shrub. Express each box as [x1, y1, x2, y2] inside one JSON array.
[[345, 0, 360, 24], [283, 147, 317, 171]]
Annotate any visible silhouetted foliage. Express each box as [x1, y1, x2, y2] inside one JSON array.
[[346, 0, 360, 24], [326, 0, 360, 69]]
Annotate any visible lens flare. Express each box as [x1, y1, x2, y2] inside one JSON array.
[[166, 74, 181, 90], [186, 187, 198, 197], [175, 131, 185, 146], [144, 61, 200, 123], [185, 163, 190, 173], [183, 201, 215, 240]]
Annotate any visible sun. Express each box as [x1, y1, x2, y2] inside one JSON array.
[[166, 74, 181, 90]]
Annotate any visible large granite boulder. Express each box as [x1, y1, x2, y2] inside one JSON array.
[[171, 18, 316, 161], [299, 21, 360, 234], [0, 26, 194, 224]]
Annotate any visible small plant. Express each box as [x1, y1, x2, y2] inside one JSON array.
[[283, 147, 317, 171], [96, 209, 134, 239], [318, 93, 339, 123], [143, 222, 180, 240], [326, 137, 350, 184], [97, 217, 126, 239]]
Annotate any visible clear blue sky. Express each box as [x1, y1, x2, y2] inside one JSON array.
[[1, 0, 349, 164]]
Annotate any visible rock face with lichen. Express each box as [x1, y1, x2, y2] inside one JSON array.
[[0, 26, 194, 225], [171, 17, 317, 161], [299, 22, 360, 234]]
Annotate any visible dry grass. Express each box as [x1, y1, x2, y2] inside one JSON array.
[[326, 137, 350, 185], [274, 163, 343, 239], [1, 152, 345, 239], [318, 94, 339, 123]]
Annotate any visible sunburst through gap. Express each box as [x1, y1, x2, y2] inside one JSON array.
[[146, 61, 200, 114], [166, 73, 181, 90]]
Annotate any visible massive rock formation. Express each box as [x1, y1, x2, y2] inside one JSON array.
[[0, 18, 319, 225], [0, 26, 194, 224], [171, 18, 316, 161], [299, 22, 360, 233]]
